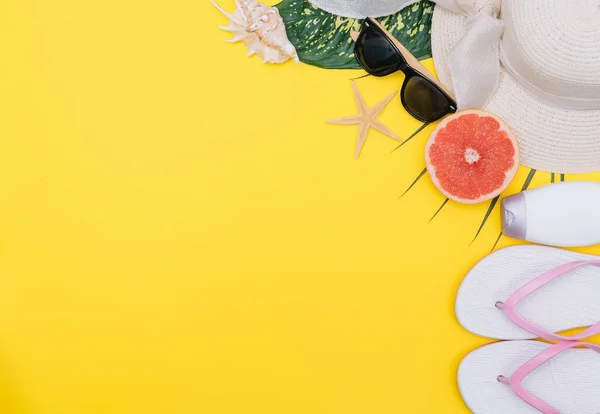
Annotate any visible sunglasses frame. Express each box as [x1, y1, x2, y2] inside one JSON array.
[[354, 18, 457, 123]]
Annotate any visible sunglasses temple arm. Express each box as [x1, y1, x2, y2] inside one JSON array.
[[391, 122, 430, 153]]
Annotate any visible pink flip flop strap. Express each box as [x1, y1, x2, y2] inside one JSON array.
[[498, 341, 600, 414], [496, 260, 600, 341]]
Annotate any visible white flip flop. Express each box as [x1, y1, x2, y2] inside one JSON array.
[[456, 245, 600, 340], [458, 341, 600, 414]]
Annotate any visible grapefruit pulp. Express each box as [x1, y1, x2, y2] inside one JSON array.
[[425, 110, 519, 204]]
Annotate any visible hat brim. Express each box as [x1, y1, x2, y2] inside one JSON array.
[[431, 6, 600, 174], [308, 0, 419, 19]]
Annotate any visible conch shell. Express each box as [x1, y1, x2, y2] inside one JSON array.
[[211, 0, 300, 64]]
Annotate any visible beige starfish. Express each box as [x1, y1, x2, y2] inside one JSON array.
[[327, 81, 400, 158]]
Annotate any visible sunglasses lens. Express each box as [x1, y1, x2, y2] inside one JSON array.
[[403, 76, 454, 122], [355, 25, 403, 76]]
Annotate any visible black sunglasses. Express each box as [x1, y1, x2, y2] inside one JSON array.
[[353, 18, 457, 123]]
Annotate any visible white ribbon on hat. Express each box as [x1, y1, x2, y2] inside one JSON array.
[[432, 0, 503, 110]]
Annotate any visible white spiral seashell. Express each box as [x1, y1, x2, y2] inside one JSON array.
[[211, 0, 300, 64]]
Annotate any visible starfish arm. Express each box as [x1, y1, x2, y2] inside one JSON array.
[[351, 81, 368, 115], [369, 91, 398, 117], [354, 122, 370, 158], [371, 119, 400, 141], [327, 114, 363, 125]]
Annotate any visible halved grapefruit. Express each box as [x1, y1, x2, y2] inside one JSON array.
[[425, 110, 519, 204]]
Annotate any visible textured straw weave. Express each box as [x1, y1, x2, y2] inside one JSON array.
[[308, 0, 419, 18], [432, 0, 600, 173]]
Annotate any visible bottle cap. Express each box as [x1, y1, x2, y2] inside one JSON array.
[[501, 193, 527, 240]]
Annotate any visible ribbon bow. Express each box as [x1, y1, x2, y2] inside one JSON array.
[[432, 0, 503, 110]]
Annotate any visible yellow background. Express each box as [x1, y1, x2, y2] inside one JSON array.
[[0, 0, 598, 412]]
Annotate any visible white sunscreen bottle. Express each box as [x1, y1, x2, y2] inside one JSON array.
[[501, 181, 600, 247]]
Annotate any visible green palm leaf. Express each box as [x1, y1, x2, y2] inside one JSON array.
[[276, 0, 434, 69]]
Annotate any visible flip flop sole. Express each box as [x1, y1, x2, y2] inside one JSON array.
[[456, 245, 600, 340], [458, 341, 600, 414]]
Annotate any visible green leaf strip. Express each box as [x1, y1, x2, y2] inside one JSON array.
[[391, 122, 430, 153], [429, 198, 449, 223], [470, 196, 500, 245], [521, 169, 537, 191], [400, 167, 427, 198], [491, 231, 503, 252]]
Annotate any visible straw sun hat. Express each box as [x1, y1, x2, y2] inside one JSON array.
[[431, 0, 600, 173], [308, 0, 419, 19]]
